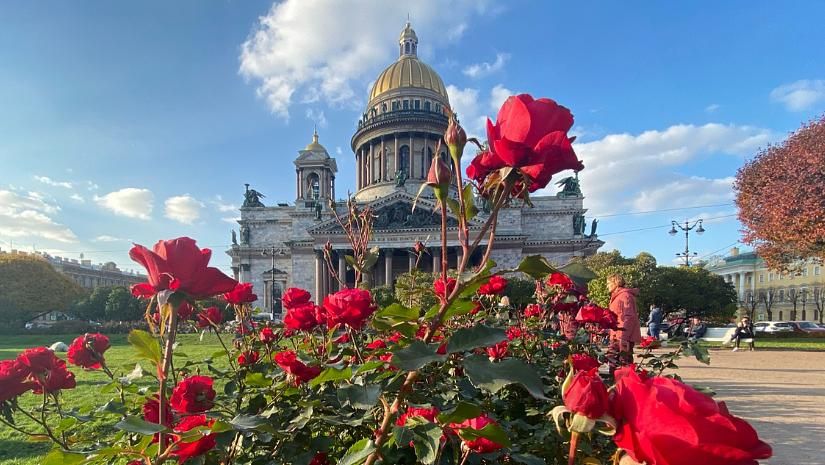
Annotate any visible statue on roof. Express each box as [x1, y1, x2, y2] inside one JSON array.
[[243, 183, 265, 208], [395, 168, 408, 187], [589, 219, 599, 237], [556, 172, 582, 198], [231, 229, 238, 246]]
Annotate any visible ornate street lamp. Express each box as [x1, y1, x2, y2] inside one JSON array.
[[669, 219, 704, 267], [262, 246, 285, 319]]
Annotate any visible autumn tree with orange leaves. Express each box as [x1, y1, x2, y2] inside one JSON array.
[[735, 114, 825, 269]]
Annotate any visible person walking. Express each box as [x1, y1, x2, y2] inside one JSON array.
[[732, 316, 755, 351], [607, 274, 642, 371], [646, 303, 663, 339]]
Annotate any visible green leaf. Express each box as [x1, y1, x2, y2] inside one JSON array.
[[391, 341, 446, 371], [436, 401, 482, 424], [558, 262, 597, 288], [688, 342, 711, 365], [244, 372, 270, 388], [42, 450, 85, 465], [446, 198, 461, 219], [444, 298, 478, 319], [412, 422, 443, 465], [115, 415, 168, 435], [446, 325, 507, 354], [345, 255, 359, 272], [354, 360, 385, 375], [337, 384, 381, 410], [516, 255, 556, 280], [309, 366, 352, 387], [338, 438, 376, 465], [457, 422, 511, 448], [462, 183, 479, 221], [375, 303, 419, 322], [363, 246, 380, 272], [127, 329, 162, 365], [230, 414, 270, 432], [209, 420, 234, 434], [463, 354, 548, 400]]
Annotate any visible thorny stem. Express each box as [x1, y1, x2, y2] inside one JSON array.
[[157, 302, 179, 458], [33, 391, 68, 450], [0, 416, 38, 436]]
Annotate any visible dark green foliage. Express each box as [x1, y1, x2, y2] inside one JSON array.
[[0, 254, 84, 326]]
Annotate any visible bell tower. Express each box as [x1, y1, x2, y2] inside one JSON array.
[[294, 128, 337, 209]]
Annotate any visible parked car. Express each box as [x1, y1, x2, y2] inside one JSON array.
[[752, 321, 794, 333], [787, 321, 825, 334]]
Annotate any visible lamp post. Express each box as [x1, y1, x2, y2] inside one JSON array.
[[262, 246, 285, 319], [668, 219, 705, 267]]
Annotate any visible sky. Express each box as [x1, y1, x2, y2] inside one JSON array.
[[1, 0, 824, 276]]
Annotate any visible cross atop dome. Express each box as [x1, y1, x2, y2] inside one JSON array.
[[399, 21, 418, 58]]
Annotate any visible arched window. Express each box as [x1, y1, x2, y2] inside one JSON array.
[[392, 101, 399, 111], [405, 43, 410, 54], [307, 173, 320, 199], [424, 101, 431, 111], [382, 103, 387, 113], [426, 147, 433, 174], [399, 145, 410, 175]]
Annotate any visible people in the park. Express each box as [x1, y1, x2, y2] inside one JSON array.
[[646, 303, 663, 339], [607, 274, 642, 370], [733, 316, 755, 351], [685, 317, 708, 341]]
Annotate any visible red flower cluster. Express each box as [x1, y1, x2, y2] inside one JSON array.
[[546, 272, 576, 293], [433, 277, 456, 301], [259, 326, 276, 345], [171, 415, 217, 463], [321, 289, 376, 330], [523, 304, 543, 318], [67, 333, 110, 370], [611, 366, 772, 465], [238, 350, 260, 367], [16, 347, 76, 394], [638, 336, 661, 349], [564, 368, 609, 420], [142, 395, 173, 427], [395, 406, 440, 426], [450, 415, 505, 454], [282, 287, 324, 331], [576, 303, 618, 330], [478, 275, 508, 296], [486, 340, 509, 361], [570, 353, 600, 372], [196, 306, 223, 328], [274, 350, 321, 385], [466, 94, 583, 194], [129, 237, 238, 300], [169, 376, 216, 413], [0, 359, 36, 402], [223, 282, 257, 305], [506, 326, 525, 341], [365, 339, 387, 350]]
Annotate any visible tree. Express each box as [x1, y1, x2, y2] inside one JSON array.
[[787, 287, 800, 321], [580, 251, 657, 313], [759, 288, 777, 321], [71, 286, 113, 321], [394, 270, 437, 310], [813, 287, 824, 324], [734, 114, 825, 269], [0, 253, 85, 327], [647, 266, 737, 324], [105, 286, 143, 321]]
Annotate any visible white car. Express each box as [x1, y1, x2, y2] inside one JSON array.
[[753, 321, 794, 333]]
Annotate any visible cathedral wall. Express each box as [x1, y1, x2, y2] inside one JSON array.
[[291, 251, 316, 299], [489, 246, 524, 270]]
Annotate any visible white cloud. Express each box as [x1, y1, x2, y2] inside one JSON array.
[[164, 195, 204, 224], [490, 84, 515, 113], [69, 193, 85, 203], [94, 188, 154, 220], [463, 52, 510, 78], [705, 103, 720, 113], [239, 0, 493, 118], [86, 181, 99, 191], [210, 195, 237, 213], [34, 175, 73, 189], [305, 108, 328, 128], [222, 217, 241, 224], [770, 79, 825, 111], [446, 85, 485, 138], [0, 190, 77, 243], [93, 235, 126, 242], [535, 123, 774, 216]]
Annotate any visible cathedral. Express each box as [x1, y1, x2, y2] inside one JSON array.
[[227, 23, 602, 316]]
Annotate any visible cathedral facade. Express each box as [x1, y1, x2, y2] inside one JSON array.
[[227, 24, 602, 316]]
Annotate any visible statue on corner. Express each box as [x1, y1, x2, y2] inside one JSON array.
[[556, 172, 582, 198], [231, 229, 238, 246], [240, 225, 250, 245], [589, 219, 599, 237], [243, 183, 266, 208], [573, 214, 585, 236], [395, 169, 408, 188]]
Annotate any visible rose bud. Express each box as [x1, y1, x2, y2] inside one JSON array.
[[444, 112, 467, 162], [413, 241, 426, 255], [426, 156, 452, 201]]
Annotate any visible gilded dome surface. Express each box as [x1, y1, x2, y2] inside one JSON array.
[[368, 57, 449, 103]]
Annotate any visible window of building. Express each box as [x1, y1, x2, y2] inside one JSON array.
[[803, 267, 809, 277], [779, 289, 785, 300], [399, 145, 410, 174], [392, 101, 399, 111], [779, 273, 784, 280], [759, 274, 765, 283], [769, 273, 774, 281], [816, 266, 822, 276], [424, 101, 431, 111], [414, 100, 420, 110], [403, 100, 410, 110], [307, 173, 320, 200], [435, 103, 441, 113]]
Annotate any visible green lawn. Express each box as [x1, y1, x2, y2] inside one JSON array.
[[0, 333, 227, 465], [700, 337, 825, 351]]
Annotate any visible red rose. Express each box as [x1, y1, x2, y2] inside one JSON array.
[[67, 333, 110, 370], [396, 406, 440, 426], [388, 332, 403, 344], [547, 272, 576, 293], [169, 376, 215, 413], [479, 94, 583, 192], [223, 282, 257, 305], [638, 336, 660, 349], [322, 289, 376, 330], [129, 237, 238, 300], [450, 415, 504, 454], [611, 366, 772, 465], [570, 353, 600, 372], [142, 395, 173, 426], [505, 326, 524, 340], [196, 307, 223, 328], [238, 351, 260, 367], [478, 275, 508, 296], [523, 304, 543, 318], [486, 340, 509, 361], [283, 287, 312, 309], [333, 332, 350, 344], [308, 452, 330, 465], [274, 350, 321, 384], [259, 327, 276, 344], [433, 277, 457, 301], [563, 368, 609, 419], [576, 304, 617, 330], [283, 303, 321, 331], [171, 415, 216, 463], [466, 149, 505, 186], [366, 339, 387, 350], [17, 347, 76, 393], [0, 359, 35, 401]]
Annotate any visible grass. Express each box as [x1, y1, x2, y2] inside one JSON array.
[[0, 333, 228, 465], [699, 337, 825, 351]]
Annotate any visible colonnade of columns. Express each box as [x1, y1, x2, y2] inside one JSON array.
[[354, 132, 447, 190]]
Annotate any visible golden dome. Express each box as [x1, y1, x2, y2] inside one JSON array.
[[368, 56, 449, 103], [304, 129, 326, 152]]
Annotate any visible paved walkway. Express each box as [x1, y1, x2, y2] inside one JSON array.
[[668, 349, 825, 465]]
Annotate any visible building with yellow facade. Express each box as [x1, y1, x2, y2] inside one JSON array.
[[704, 247, 824, 322]]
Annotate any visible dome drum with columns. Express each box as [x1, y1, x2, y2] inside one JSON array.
[[228, 23, 602, 317]]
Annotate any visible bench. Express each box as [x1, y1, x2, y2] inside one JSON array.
[[699, 327, 753, 346]]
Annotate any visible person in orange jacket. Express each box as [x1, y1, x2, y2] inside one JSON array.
[[607, 274, 642, 369]]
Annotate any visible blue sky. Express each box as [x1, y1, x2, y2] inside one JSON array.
[[1, 0, 824, 276]]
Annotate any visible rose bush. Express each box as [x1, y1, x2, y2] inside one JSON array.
[[0, 95, 770, 465]]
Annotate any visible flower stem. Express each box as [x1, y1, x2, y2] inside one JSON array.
[[157, 301, 179, 458], [568, 431, 579, 465]]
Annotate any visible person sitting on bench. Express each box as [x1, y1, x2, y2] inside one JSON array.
[[685, 317, 707, 341], [732, 316, 755, 351]]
